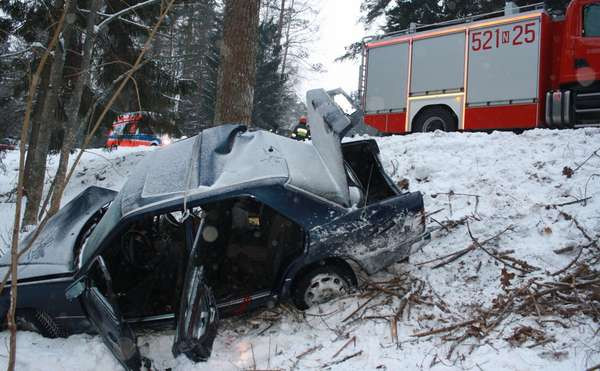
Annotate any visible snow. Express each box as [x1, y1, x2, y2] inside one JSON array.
[[0, 128, 599, 370], [0, 147, 153, 255]]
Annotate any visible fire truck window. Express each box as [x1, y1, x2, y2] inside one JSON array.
[[584, 5, 600, 37]]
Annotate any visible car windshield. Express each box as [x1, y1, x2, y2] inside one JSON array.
[[79, 192, 123, 268]]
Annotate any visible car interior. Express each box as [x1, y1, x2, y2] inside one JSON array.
[[96, 197, 304, 320], [200, 198, 304, 302], [102, 212, 187, 318]]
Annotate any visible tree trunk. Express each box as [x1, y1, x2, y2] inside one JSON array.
[[214, 0, 261, 126], [22, 0, 70, 227], [48, 0, 102, 216], [276, 0, 286, 47], [23, 63, 51, 205], [280, 0, 294, 77]]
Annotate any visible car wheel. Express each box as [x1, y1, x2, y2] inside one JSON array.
[[413, 107, 457, 132], [17, 309, 67, 338], [293, 266, 353, 310]]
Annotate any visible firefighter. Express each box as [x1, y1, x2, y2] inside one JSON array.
[[291, 115, 310, 141]]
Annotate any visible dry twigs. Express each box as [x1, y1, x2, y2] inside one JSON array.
[[332, 335, 356, 358], [573, 146, 600, 173], [414, 263, 599, 352], [416, 223, 515, 270], [465, 221, 537, 273], [323, 350, 363, 367]]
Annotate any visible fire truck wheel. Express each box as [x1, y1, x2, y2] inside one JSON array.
[[413, 107, 457, 133]]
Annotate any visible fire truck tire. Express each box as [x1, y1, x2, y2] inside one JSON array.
[[413, 107, 457, 133]]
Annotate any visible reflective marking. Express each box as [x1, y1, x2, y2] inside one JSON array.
[[408, 92, 464, 101]]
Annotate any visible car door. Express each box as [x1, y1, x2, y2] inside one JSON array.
[[356, 193, 425, 267], [74, 256, 141, 370], [172, 217, 218, 362], [310, 191, 425, 275]]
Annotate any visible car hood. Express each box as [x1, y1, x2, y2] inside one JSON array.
[[0, 186, 117, 279]]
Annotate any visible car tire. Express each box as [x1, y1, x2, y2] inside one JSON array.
[[292, 265, 354, 310], [413, 107, 457, 132], [18, 309, 67, 338]]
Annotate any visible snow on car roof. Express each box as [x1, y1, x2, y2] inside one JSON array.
[[117, 123, 349, 218]]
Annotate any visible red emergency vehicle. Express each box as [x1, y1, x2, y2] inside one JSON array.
[[105, 112, 167, 148], [359, 0, 600, 133]]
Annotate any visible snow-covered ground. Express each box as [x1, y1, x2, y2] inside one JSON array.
[[0, 128, 598, 370]]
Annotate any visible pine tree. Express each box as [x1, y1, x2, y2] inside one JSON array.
[[252, 21, 288, 130], [367, 0, 571, 34]]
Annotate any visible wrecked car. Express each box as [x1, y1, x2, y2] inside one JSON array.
[[0, 89, 428, 369]]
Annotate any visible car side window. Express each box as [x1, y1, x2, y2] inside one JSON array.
[[584, 4, 600, 37]]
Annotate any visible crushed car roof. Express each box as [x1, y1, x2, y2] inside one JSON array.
[[118, 89, 356, 218], [118, 124, 348, 218]]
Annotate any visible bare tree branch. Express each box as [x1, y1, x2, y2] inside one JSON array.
[[3, 5, 176, 369], [6, 2, 69, 368], [95, 0, 161, 32]]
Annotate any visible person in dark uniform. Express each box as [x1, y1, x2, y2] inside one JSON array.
[[291, 115, 310, 141]]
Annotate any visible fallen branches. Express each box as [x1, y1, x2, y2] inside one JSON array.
[[332, 335, 356, 358], [431, 191, 481, 216], [412, 319, 478, 337], [296, 344, 322, 360], [416, 224, 515, 270], [545, 196, 592, 209], [417, 264, 600, 350], [466, 222, 537, 273], [323, 350, 363, 367], [573, 146, 600, 173]]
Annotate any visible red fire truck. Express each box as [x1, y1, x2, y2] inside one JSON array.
[[358, 0, 600, 133]]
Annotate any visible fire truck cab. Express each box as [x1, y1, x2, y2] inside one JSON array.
[[359, 0, 600, 134]]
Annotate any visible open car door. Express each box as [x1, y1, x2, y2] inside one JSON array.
[[172, 218, 218, 362], [70, 256, 141, 370]]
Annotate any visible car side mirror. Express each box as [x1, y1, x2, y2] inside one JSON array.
[[65, 280, 85, 301]]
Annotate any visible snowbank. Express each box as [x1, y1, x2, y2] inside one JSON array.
[[0, 128, 598, 370]]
